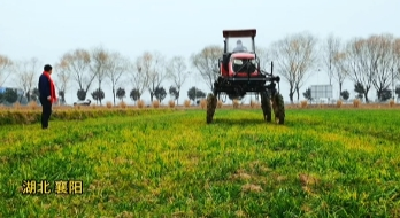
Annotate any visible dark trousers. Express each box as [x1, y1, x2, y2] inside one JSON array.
[[40, 98, 52, 128]]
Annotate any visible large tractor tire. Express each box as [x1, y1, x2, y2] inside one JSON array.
[[260, 91, 272, 122], [206, 93, 217, 124], [273, 93, 285, 125]]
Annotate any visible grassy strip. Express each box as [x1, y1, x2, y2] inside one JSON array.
[[0, 108, 175, 125]]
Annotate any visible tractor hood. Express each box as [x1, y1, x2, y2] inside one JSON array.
[[231, 53, 255, 59]]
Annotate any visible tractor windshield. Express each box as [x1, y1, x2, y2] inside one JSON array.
[[232, 59, 257, 73], [227, 37, 254, 53]]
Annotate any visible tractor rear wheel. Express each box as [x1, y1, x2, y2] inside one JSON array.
[[206, 93, 217, 124], [260, 91, 272, 122], [273, 93, 285, 125]]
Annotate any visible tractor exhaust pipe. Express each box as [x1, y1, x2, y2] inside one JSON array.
[[224, 40, 226, 53], [270, 61, 274, 76]]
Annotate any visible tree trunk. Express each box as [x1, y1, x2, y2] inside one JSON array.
[[364, 87, 370, 103], [176, 89, 180, 104], [61, 89, 65, 103], [63, 88, 66, 103], [289, 91, 294, 103], [376, 85, 384, 102], [151, 83, 155, 102], [83, 86, 88, 101], [113, 88, 116, 106], [98, 80, 102, 105]]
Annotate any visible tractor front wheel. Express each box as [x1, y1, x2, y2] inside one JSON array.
[[206, 93, 217, 124], [273, 93, 285, 125], [260, 91, 272, 122]]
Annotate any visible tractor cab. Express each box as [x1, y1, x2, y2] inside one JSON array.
[[218, 29, 260, 77], [226, 36, 255, 53]]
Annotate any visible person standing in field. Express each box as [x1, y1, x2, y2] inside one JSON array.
[[38, 64, 56, 129]]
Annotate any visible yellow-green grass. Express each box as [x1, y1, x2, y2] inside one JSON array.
[[1, 109, 399, 217]]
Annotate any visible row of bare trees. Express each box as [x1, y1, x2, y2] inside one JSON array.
[[0, 56, 40, 102], [55, 48, 195, 105], [1, 32, 400, 104], [270, 32, 400, 102], [56, 47, 129, 105], [321, 34, 400, 102], [0, 48, 194, 105]]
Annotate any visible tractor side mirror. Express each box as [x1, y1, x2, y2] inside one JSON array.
[[217, 59, 220, 69]]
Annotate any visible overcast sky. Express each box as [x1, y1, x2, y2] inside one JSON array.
[[1, 0, 399, 104]]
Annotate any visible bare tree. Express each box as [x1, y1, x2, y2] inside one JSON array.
[[332, 50, 349, 95], [60, 49, 93, 100], [106, 52, 129, 105], [346, 38, 374, 102], [90, 46, 109, 105], [0, 55, 13, 87], [366, 34, 394, 100], [255, 46, 270, 71], [270, 32, 318, 102], [54, 60, 72, 104], [14, 57, 40, 102], [131, 53, 151, 101], [394, 38, 400, 81], [270, 39, 295, 102], [166, 55, 190, 103], [323, 34, 341, 86], [191, 45, 223, 92], [144, 51, 166, 102], [293, 34, 318, 101]]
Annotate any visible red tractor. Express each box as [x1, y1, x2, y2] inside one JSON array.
[[207, 29, 285, 124]]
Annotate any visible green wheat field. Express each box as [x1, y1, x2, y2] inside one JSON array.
[[1, 109, 399, 218]]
